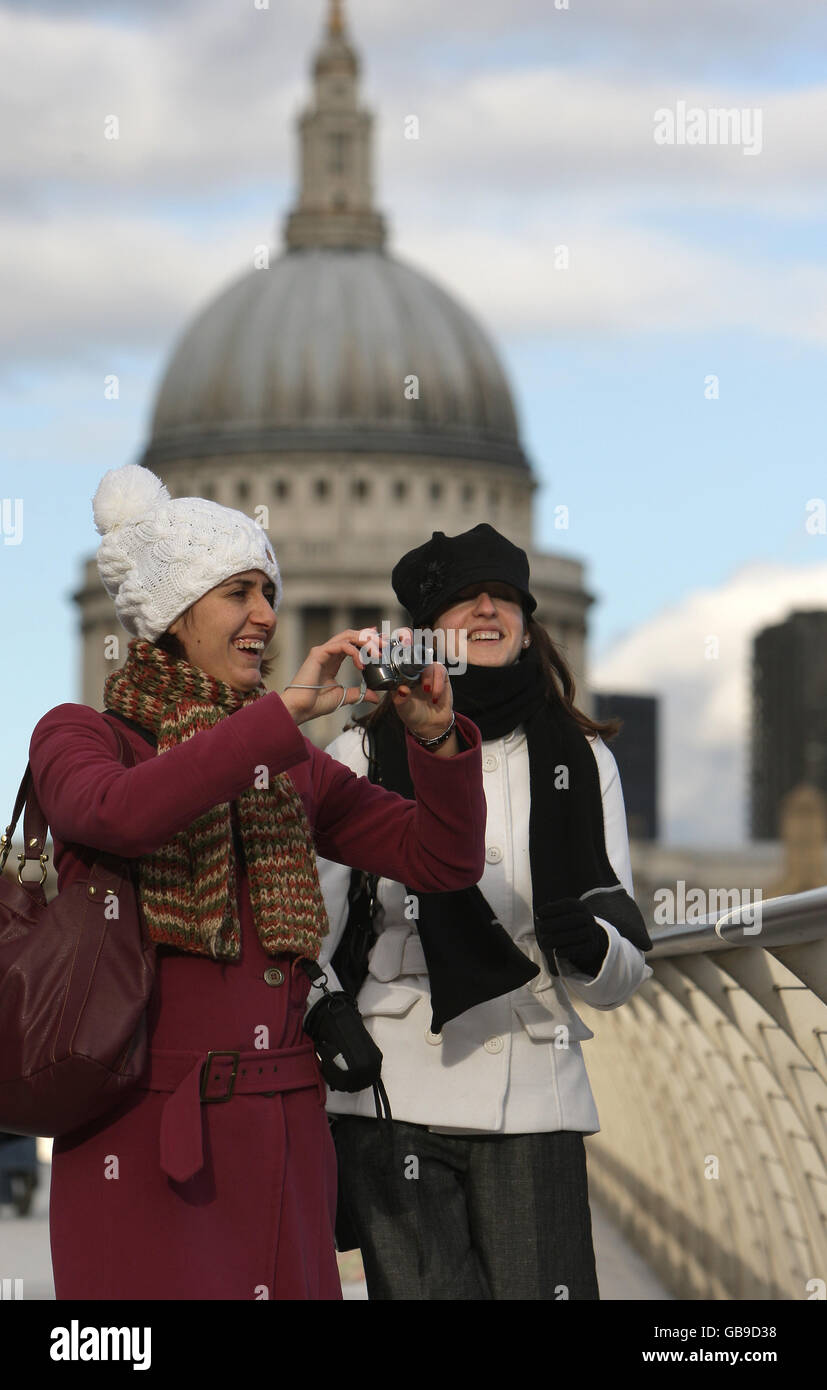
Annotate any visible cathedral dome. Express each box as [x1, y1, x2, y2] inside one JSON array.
[[144, 248, 528, 473]]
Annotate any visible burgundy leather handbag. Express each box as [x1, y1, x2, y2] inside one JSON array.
[[0, 716, 156, 1137]]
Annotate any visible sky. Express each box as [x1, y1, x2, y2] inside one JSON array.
[[1, 0, 826, 850]]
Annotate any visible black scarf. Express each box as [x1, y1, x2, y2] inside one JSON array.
[[368, 644, 651, 1031]]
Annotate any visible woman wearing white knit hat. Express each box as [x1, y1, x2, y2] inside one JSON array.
[[27, 463, 486, 1300]]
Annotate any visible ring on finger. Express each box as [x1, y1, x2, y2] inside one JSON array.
[[331, 678, 367, 712]]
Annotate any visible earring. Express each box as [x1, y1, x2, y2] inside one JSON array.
[[523, 637, 530, 647]]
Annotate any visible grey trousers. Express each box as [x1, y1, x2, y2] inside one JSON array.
[[332, 1116, 600, 1301]]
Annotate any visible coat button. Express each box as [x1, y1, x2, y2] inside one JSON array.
[[483, 754, 499, 772], [485, 845, 503, 864], [484, 1035, 504, 1054], [424, 1028, 443, 1045], [263, 967, 284, 987]]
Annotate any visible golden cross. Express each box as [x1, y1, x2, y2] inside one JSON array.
[[329, 0, 345, 37]]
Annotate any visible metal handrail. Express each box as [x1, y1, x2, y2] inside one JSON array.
[[583, 881, 827, 1300], [646, 884, 827, 958]]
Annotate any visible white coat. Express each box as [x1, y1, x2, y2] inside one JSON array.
[[314, 722, 653, 1135]]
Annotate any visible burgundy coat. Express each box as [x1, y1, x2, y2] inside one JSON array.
[[28, 694, 484, 1300]]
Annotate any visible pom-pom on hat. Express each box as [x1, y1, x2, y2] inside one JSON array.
[[392, 523, 537, 629], [93, 463, 282, 641]]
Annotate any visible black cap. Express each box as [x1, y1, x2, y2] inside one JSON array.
[[391, 523, 537, 628]]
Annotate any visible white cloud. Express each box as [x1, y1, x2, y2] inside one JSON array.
[[378, 70, 827, 207], [0, 8, 303, 189], [2, 1, 826, 367], [591, 560, 827, 846], [8, 0, 822, 61], [3, 204, 826, 376], [393, 221, 827, 340], [0, 211, 261, 365], [4, 2, 827, 202]]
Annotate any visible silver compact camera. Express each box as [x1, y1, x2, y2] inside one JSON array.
[[362, 640, 434, 692]]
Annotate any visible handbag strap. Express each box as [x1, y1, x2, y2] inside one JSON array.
[[1, 714, 138, 878], [364, 723, 381, 786], [331, 724, 381, 990], [350, 723, 381, 903]]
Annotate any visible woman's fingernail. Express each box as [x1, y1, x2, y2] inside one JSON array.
[[423, 683, 431, 692]]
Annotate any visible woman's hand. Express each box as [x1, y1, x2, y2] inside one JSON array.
[[388, 629, 455, 743], [533, 899, 609, 978], [281, 627, 383, 725]]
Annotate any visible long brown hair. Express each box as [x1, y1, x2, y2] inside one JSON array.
[[153, 606, 276, 682], [349, 613, 622, 743]]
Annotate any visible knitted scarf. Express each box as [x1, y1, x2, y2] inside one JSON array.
[[103, 638, 328, 962], [366, 643, 651, 1031]]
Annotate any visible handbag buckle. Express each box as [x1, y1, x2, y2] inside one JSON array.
[[200, 1050, 240, 1103], [17, 850, 49, 887]]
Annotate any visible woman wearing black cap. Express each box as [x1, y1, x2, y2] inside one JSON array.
[[313, 524, 653, 1300]]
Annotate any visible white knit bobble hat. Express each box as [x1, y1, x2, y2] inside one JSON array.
[[92, 464, 282, 642]]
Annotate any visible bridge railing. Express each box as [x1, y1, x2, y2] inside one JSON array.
[[578, 887, 827, 1300]]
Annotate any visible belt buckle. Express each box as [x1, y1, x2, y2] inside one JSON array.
[[200, 1050, 240, 1103]]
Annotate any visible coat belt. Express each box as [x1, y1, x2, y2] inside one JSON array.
[[139, 1043, 324, 1183]]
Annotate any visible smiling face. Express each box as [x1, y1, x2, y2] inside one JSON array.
[[431, 581, 527, 667], [166, 569, 277, 692]]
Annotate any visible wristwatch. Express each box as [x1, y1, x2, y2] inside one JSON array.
[[410, 712, 456, 749]]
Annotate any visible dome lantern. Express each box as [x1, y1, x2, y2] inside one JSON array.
[[285, 0, 386, 252]]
